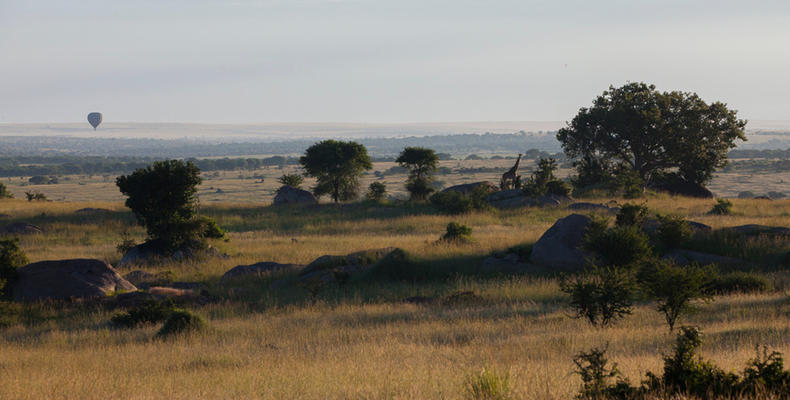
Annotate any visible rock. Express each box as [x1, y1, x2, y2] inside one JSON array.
[[221, 262, 302, 281], [273, 186, 317, 206], [442, 181, 499, 196], [123, 270, 173, 289], [567, 202, 619, 213], [641, 219, 712, 236], [300, 247, 396, 276], [481, 254, 531, 273], [662, 250, 743, 267], [12, 259, 137, 302], [119, 239, 220, 267], [101, 291, 158, 309], [753, 196, 772, 200], [719, 225, 790, 237], [485, 190, 570, 209], [529, 214, 592, 270], [1, 222, 43, 235]]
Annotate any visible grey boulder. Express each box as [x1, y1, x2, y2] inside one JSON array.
[[12, 259, 137, 302], [273, 186, 317, 206], [529, 214, 592, 270], [221, 262, 302, 281]]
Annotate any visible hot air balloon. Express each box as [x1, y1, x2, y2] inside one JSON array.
[[87, 112, 102, 130]]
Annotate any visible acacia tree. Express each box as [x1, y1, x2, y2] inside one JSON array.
[[299, 140, 372, 202], [557, 82, 746, 189], [396, 147, 438, 201]]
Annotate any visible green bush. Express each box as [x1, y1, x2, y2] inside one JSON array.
[[614, 203, 648, 227], [573, 345, 634, 399], [156, 310, 207, 338], [707, 272, 769, 295], [199, 215, 226, 239], [430, 187, 489, 215], [277, 174, 303, 188], [584, 225, 652, 267], [0, 239, 27, 298], [708, 198, 733, 215], [463, 367, 512, 400], [561, 266, 636, 328], [740, 347, 790, 396], [24, 191, 47, 201], [111, 300, 176, 328], [441, 222, 472, 243], [655, 214, 691, 249], [638, 260, 714, 331], [366, 182, 387, 202], [0, 182, 13, 199], [522, 158, 570, 197]]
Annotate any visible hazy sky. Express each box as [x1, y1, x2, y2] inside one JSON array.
[[2, 0, 789, 124]]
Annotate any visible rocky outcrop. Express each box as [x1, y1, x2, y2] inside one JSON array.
[[290, 248, 398, 289], [221, 262, 302, 281], [119, 240, 222, 267], [12, 259, 136, 302], [529, 214, 592, 270], [485, 190, 571, 209], [1, 222, 43, 235], [481, 253, 531, 273], [442, 181, 499, 196], [567, 202, 620, 213], [273, 186, 317, 206]]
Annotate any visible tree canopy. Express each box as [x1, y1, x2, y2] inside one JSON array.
[[299, 140, 373, 202], [557, 82, 747, 188], [396, 147, 438, 200]]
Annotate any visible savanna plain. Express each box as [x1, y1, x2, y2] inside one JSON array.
[[2, 164, 790, 400]]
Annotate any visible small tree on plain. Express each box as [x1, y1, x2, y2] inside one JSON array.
[[277, 174, 303, 188], [299, 140, 373, 202], [561, 266, 637, 328], [638, 259, 714, 332], [396, 147, 439, 201], [366, 182, 387, 202]]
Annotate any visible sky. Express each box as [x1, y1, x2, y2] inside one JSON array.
[[1, 0, 789, 124]]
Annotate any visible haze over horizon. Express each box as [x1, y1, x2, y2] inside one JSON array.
[[2, 1, 789, 124]]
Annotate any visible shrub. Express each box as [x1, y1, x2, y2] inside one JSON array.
[[366, 182, 387, 202], [707, 272, 768, 295], [561, 266, 636, 328], [111, 300, 176, 328], [0, 239, 27, 298], [397, 147, 438, 201], [24, 191, 46, 201], [584, 225, 652, 267], [277, 174, 303, 188], [740, 346, 790, 396], [573, 345, 634, 399], [430, 188, 489, 215], [463, 367, 512, 400], [156, 310, 207, 338], [199, 215, 226, 239], [638, 260, 714, 331], [441, 222, 472, 243], [614, 203, 648, 227], [655, 214, 691, 249], [116, 232, 137, 256], [522, 158, 570, 197], [708, 198, 733, 215], [0, 182, 13, 199], [609, 165, 644, 199]]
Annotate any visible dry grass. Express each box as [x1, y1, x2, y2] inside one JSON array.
[[2, 192, 790, 399]]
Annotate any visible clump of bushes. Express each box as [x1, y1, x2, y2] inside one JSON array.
[[560, 266, 636, 328], [708, 198, 733, 215], [440, 222, 472, 243], [365, 182, 387, 202], [637, 259, 714, 332], [463, 367, 512, 400], [574, 327, 790, 399], [111, 299, 177, 328], [277, 174, 303, 188], [707, 271, 769, 294], [614, 203, 648, 227], [430, 186, 489, 215], [24, 191, 47, 201], [156, 310, 207, 338], [655, 213, 691, 249], [0, 182, 13, 199], [0, 239, 27, 298], [522, 158, 571, 197], [583, 217, 652, 267]]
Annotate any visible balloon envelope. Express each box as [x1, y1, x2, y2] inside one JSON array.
[[87, 112, 102, 130]]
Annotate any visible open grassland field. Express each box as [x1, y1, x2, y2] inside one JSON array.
[[3, 195, 790, 399], [3, 158, 787, 203]]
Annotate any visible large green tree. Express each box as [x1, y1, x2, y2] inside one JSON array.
[[557, 82, 746, 188], [117, 160, 222, 251], [396, 147, 438, 200], [299, 140, 373, 202]]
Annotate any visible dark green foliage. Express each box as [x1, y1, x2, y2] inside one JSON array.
[[645, 327, 739, 398], [396, 147, 439, 201], [522, 158, 571, 197], [28, 175, 48, 185], [637, 260, 713, 331], [366, 182, 387, 202], [156, 310, 207, 338], [441, 222, 472, 243], [111, 300, 177, 328], [24, 191, 46, 201], [558, 82, 746, 188], [561, 267, 636, 328], [614, 203, 648, 227], [299, 140, 373, 202], [609, 165, 644, 199], [0, 182, 13, 199], [199, 215, 226, 239], [277, 174, 303, 188], [584, 224, 652, 267], [655, 214, 691, 249], [430, 187, 489, 215], [707, 271, 768, 295], [740, 347, 790, 396], [708, 198, 733, 215], [0, 239, 27, 298], [116, 160, 212, 251], [573, 346, 634, 399]]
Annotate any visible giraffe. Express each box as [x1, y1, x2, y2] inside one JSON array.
[[500, 154, 522, 190]]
